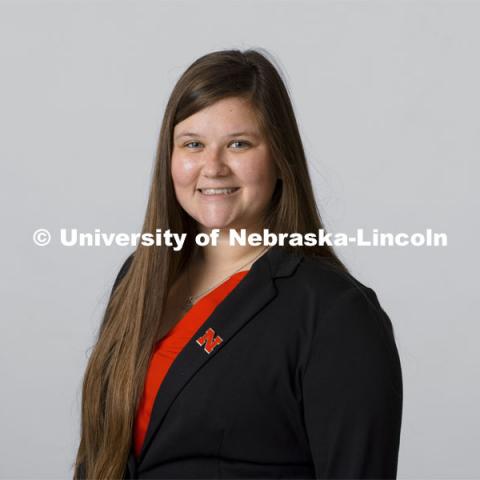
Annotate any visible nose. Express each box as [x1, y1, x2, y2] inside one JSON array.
[[201, 147, 229, 178]]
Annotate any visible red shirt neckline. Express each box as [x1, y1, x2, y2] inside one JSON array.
[[153, 269, 250, 346]]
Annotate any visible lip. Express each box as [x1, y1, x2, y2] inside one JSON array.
[[196, 187, 241, 199]]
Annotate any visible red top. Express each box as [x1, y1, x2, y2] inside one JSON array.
[[133, 269, 250, 459]]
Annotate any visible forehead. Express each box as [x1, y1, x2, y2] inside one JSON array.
[[173, 97, 262, 137]]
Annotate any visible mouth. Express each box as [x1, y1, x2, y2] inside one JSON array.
[[197, 187, 240, 196]]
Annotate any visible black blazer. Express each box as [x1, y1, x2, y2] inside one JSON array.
[[77, 246, 403, 479]]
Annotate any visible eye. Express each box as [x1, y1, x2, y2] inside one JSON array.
[[230, 140, 251, 149], [184, 141, 203, 149]]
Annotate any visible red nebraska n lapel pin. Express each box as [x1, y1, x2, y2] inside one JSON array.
[[196, 327, 223, 354]]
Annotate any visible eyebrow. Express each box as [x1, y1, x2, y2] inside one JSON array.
[[174, 130, 260, 141]]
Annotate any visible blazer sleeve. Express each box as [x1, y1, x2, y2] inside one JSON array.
[[301, 285, 403, 479]]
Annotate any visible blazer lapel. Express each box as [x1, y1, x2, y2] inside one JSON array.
[[134, 246, 303, 467]]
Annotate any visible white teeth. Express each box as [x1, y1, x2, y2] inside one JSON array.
[[200, 188, 238, 195]]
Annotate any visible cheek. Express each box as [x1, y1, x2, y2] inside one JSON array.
[[171, 154, 198, 188], [235, 157, 277, 190]]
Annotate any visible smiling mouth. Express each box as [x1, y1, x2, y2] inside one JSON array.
[[197, 187, 240, 196]]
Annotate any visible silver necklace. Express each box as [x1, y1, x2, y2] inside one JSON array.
[[183, 246, 270, 313]]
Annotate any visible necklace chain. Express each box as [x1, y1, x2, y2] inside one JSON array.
[[183, 246, 270, 312]]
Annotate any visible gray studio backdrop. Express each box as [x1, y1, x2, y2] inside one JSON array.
[[1, 1, 478, 478]]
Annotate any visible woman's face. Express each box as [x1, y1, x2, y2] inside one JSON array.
[[171, 96, 278, 232]]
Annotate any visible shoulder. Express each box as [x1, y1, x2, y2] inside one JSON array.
[[283, 252, 396, 343], [111, 251, 135, 294], [290, 252, 382, 312], [293, 255, 401, 390]]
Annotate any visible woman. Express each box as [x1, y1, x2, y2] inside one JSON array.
[[74, 49, 402, 479]]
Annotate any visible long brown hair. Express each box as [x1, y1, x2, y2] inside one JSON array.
[[74, 48, 348, 478]]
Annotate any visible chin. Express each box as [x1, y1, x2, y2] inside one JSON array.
[[195, 217, 243, 232], [198, 222, 234, 231]]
